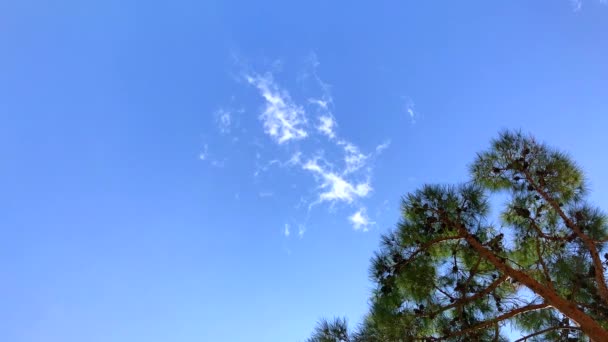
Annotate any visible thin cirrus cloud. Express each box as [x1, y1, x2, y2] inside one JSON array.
[[316, 115, 336, 139], [340, 141, 368, 175], [302, 158, 372, 205], [314, 110, 368, 176], [222, 60, 390, 232], [314, 113, 368, 175], [246, 74, 308, 144], [403, 97, 417, 123], [298, 224, 306, 238], [198, 143, 224, 167], [283, 223, 306, 239], [375, 140, 391, 154], [215, 108, 232, 134], [349, 208, 374, 231], [570, 0, 607, 11], [199, 144, 209, 161]]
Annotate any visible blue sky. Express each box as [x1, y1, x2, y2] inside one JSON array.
[[1, 1, 608, 341]]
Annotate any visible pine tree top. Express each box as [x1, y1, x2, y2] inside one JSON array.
[[308, 131, 608, 342]]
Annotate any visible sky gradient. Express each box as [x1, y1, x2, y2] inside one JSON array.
[[2, 1, 608, 341]]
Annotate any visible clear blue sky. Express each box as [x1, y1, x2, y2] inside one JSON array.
[[1, 1, 608, 341]]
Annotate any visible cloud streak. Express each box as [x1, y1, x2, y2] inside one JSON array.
[[199, 144, 226, 167], [234, 58, 390, 233], [375, 140, 391, 154], [303, 158, 371, 205], [403, 97, 417, 123], [349, 208, 374, 231], [215, 108, 232, 134], [317, 115, 336, 139], [340, 141, 368, 175], [247, 74, 308, 144], [199, 144, 209, 161]]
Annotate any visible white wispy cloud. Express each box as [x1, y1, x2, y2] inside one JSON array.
[[254, 152, 303, 178], [270, 152, 303, 168], [406, 104, 416, 123], [310, 99, 329, 109], [306, 52, 333, 103], [400, 96, 417, 123], [571, 0, 608, 10], [199, 144, 209, 160], [247, 74, 308, 144], [317, 115, 336, 139], [303, 158, 372, 204], [248, 65, 375, 220], [215, 108, 232, 134], [199, 144, 225, 167], [307, 71, 369, 175], [375, 140, 391, 154], [349, 208, 374, 231], [340, 141, 368, 175], [307, 54, 341, 144], [287, 152, 302, 166], [284, 223, 291, 237], [231, 57, 391, 232]]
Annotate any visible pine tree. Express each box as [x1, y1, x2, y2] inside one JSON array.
[[308, 131, 608, 341]]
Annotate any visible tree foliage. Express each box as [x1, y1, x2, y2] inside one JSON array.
[[308, 131, 608, 341]]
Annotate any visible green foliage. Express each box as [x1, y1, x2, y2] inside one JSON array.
[[307, 318, 350, 342], [309, 131, 608, 341]]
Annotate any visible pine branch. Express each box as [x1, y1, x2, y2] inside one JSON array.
[[462, 257, 483, 291], [524, 170, 608, 306], [395, 235, 463, 270], [425, 274, 508, 318], [514, 325, 581, 342], [535, 238, 554, 291], [437, 303, 549, 340], [528, 219, 575, 242], [446, 215, 608, 341]]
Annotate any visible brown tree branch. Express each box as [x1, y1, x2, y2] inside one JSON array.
[[461, 257, 482, 294], [535, 239, 554, 291], [438, 303, 549, 340], [514, 325, 581, 342], [445, 215, 608, 341], [425, 274, 508, 318], [523, 170, 608, 306], [434, 285, 456, 302], [528, 219, 575, 242], [395, 235, 463, 270]]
